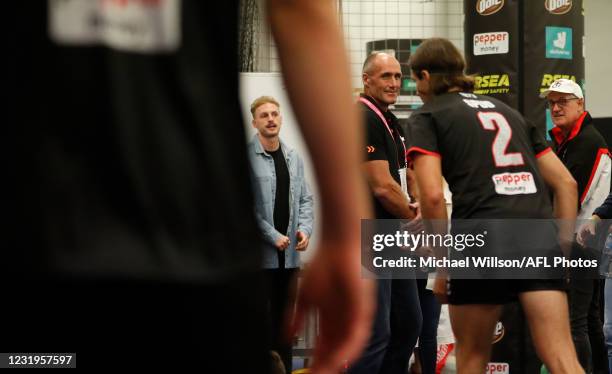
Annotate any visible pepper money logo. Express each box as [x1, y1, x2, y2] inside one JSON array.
[[476, 0, 504, 16], [545, 0, 572, 15]]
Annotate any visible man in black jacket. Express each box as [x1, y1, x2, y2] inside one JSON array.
[[542, 78, 611, 373]]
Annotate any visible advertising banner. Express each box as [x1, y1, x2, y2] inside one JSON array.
[[464, 0, 584, 133], [523, 0, 584, 135], [462, 2, 585, 370], [464, 0, 520, 109]]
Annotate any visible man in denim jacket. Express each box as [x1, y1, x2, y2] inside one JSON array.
[[247, 96, 314, 372]]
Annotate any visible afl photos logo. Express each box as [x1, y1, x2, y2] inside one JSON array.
[[545, 0, 572, 15], [476, 0, 504, 16]]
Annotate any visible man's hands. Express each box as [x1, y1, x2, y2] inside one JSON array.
[[275, 232, 310, 251], [577, 216, 600, 246], [296, 231, 310, 251], [290, 243, 375, 374], [275, 235, 290, 250], [400, 202, 424, 235]]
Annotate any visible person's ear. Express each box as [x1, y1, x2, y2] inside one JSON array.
[[421, 70, 431, 81], [362, 73, 369, 87]]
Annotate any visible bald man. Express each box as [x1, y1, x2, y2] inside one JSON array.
[[348, 52, 422, 374]]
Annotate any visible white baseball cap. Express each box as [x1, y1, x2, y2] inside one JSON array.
[[540, 78, 584, 99]]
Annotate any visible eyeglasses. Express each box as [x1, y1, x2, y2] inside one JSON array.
[[546, 97, 579, 108]]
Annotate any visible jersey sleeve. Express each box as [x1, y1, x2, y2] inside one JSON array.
[[527, 119, 552, 158], [406, 111, 441, 160], [364, 110, 389, 162]]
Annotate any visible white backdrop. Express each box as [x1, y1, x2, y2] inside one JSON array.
[[240, 72, 320, 263]]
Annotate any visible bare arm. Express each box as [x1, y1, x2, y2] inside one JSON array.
[[536, 152, 578, 255], [412, 154, 449, 302], [363, 160, 415, 219], [407, 167, 419, 202], [412, 155, 446, 221], [267, 1, 374, 372], [537, 152, 578, 220]]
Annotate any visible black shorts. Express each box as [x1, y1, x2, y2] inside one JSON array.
[[447, 278, 567, 305]]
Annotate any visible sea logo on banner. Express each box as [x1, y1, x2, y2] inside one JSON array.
[[473, 32, 509, 55], [545, 0, 572, 15], [546, 27, 572, 60], [540, 74, 577, 95], [474, 74, 510, 95], [476, 0, 504, 16]]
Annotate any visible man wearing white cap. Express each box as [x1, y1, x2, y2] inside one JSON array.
[[541, 78, 611, 373], [541, 79, 610, 218]]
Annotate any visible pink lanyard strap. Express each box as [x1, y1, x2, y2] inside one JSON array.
[[359, 97, 407, 165]]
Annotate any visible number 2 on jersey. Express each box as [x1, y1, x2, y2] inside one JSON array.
[[477, 112, 524, 167]]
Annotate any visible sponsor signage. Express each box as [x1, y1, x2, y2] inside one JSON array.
[[474, 74, 510, 95], [524, 0, 583, 134], [473, 32, 509, 55], [466, 1, 583, 369], [486, 362, 510, 374], [546, 26, 573, 59], [492, 172, 537, 195], [545, 0, 572, 15], [540, 73, 577, 94], [476, 0, 504, 16]]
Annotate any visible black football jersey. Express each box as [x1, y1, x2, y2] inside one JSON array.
[[407, 92, 553, 219], [5, 1, 262, 282]]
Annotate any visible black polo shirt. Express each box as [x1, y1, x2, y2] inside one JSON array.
[[360, 95, 408, 219]]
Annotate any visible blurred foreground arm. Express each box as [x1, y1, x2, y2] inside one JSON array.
[[267, 0, 374, 372]]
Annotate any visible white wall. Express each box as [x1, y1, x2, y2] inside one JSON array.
[[585, 0, 612, 118]]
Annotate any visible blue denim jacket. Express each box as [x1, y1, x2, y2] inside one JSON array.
[[248, 135, 314, 269]]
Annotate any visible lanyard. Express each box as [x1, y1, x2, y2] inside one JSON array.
[[359, 97, 407, 166]]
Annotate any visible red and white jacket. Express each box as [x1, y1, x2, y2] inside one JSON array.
[[549, 112, 611, 221]]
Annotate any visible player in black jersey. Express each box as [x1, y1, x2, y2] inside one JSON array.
[[6, 1, 374, 371], [406, 38, 583, 373]]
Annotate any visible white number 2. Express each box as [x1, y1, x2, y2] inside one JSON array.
[[477, 112, 524, 167]]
